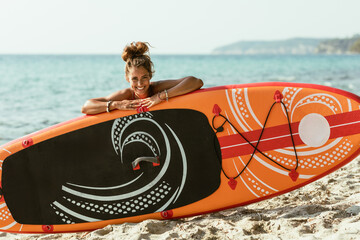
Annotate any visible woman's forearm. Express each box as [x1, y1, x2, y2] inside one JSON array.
[[81, 99, 109, 115], [165, 76, 203, 99]]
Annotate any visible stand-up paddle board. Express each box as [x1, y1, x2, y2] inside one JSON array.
[[0, 82, 359, 233]]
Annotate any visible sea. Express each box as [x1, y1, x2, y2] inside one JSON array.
[[0, 54, 359, 146]]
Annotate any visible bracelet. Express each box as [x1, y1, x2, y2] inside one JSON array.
[[106, 101, 113, 113], [157, 90, 169, 102], [164, 89, 169, 102]]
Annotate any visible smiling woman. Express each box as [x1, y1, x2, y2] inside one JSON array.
[[81, 42, 203, 115]]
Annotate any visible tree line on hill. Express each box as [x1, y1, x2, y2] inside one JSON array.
[[213, 34, 360, 55]]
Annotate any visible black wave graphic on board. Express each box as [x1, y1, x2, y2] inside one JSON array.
[[2, 109, 221, 224]]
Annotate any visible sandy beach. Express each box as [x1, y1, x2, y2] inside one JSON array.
[[1, 157, 359, 240]]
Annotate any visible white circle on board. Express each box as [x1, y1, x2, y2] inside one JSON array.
[[298, 113, 330, 147]]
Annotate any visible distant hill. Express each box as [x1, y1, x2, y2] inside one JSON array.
[[213, 35, 360, 55], [315, 35, 360, 54]]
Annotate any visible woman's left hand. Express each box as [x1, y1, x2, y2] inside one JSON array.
[[140, 94, 163, 108]]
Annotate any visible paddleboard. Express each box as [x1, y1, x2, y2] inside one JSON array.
[[0, 82, 359, 233]]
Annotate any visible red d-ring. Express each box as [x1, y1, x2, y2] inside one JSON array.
[[137, 106, 149, 113], [42, 225, 54, 232], [228, 178, 237, 190], [161, 210, 173, 219], [133, 164, 140, 170], [212, 104, 222, 116], [274, 90, 283, 103], [22, 138, 33, 148], [152, 157, 160, 167], [289, 169, 299, 182]]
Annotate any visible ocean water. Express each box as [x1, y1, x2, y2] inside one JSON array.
[[0, 54, 359, 145]]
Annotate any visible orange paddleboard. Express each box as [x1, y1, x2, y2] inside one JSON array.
[[0, 82, 359, 233]]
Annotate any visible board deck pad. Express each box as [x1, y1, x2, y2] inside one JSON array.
[[2, 109, 221, 224]]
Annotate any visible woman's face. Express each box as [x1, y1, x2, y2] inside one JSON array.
[[126, 66, 151, 99]]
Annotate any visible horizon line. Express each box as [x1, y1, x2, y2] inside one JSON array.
[[0, 53, 358, 56]]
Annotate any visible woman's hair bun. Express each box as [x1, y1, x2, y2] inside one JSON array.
[[122, 42, 150, 62], [122, 41, 155, 78]]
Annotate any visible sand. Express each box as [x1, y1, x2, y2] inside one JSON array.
[[1, 157, 359, 240]]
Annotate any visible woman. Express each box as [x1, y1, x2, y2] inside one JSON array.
[[81, 42, 203, 115]]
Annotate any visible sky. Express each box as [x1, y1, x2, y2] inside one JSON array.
[[0, 0, 359, 54]]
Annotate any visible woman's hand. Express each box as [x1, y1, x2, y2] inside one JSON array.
[[140, 93, 163, 109], [112, 99, 142, 111]]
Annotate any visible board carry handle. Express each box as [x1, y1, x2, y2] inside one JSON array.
[[132, 156, 160, 170]]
